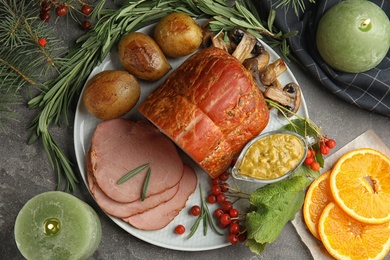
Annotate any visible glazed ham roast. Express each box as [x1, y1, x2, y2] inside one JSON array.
[[139, 47, 270, 178], [87, 119, 197, 228]]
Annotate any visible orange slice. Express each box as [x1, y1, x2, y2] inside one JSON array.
[[318, 202, 390, 260], [303, 171, 332, 240], [330, 148, 390, 224]]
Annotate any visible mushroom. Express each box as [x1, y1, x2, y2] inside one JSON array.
[[243, 57, 266, 92], [202, 21, 233, 53], [259, 58, 287, 86], [264, 82, 301, 116], [229, 27, 264, 62], [254, 50, 270, 71], [269, 79, 283, 89], [243, 50, 270, 92]]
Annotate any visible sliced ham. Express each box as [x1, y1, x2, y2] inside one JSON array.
[[123, 164, 197, 230], [139, 47, 270, 179], [87, 165, 181, 218], [88, 119, 184, 203]]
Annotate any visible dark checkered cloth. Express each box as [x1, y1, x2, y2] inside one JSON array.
[[256, 0, 390, 116]]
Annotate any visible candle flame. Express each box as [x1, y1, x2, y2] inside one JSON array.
[[44, 218, 61, 236], [358, 18, 372, 32], [363, 19, 371, 27]]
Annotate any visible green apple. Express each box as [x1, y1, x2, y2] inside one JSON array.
[[316, 0, 390, 73]]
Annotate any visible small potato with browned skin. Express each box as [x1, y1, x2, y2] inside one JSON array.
[[154, 12, 202, 57], [118, 32, 171, 81], [83, 70, 140, 120]]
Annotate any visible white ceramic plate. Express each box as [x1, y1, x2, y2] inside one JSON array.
[[74, 22, 309, 251]]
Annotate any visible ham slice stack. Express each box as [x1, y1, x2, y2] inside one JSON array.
[[87, 118, 197, 230], [139, 47, 270, 178]]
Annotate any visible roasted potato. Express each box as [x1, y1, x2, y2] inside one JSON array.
[[83, 70, 140, 120], [118, 32, 171, 81], [154, 12, 202, 57]]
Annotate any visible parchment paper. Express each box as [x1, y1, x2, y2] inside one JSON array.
[[292, 130, 390, 259]]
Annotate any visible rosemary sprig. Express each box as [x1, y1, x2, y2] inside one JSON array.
[[117, 163, 150, 185], [187, 184, 223, 239], [117, 163, 151, 202], [141, 167, 151, 201]]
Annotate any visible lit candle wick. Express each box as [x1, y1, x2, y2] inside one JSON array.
[[44, 218, 61, 236], [358, 18, 372, 32]]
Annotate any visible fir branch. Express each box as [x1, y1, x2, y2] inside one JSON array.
[[0, 0, 36, 47], [0, 89, 22, 132], [0, 54, 37, 87], [273, 0, 316, 16], [0, 0, 66, 89]]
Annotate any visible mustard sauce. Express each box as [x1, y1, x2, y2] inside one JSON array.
[[238, 133, 305, 180]]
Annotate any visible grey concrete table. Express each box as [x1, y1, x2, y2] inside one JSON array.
[[1, 2, 389, 260]]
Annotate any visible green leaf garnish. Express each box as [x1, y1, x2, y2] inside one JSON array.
[[246, 176, 311, 253], [117, 163, 149, 184], [141, 167, 151, 201]]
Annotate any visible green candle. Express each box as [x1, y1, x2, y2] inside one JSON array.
[[316, 0, 390, 73], [14, 191, 102, 260]]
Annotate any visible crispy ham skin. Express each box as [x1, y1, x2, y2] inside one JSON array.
[[123, 164, 197, 230], [139, 47, 269, 178], [88, 119, 184, 203]]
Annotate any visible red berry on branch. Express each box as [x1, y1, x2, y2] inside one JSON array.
[[220, 213, 231, 226], [174, 225, 185, 235], [306, 149, 313, 158], [219, 171, 229, 181], [56, 5, 67, 16], [81, 20, 91, 31], [238, 231, 247, 242], [190, 205, 201, 216], [211, 177, 219, 186], [325, 139, 337, 149], [221, 201, 233, 212], [229, 208, 239, 218], [310, 162, 320, 171], [206, 194, 216, 204], [230, 218, 239, 225], [38, 37, 47, 47], [220, 182, 229, 192], [81, 4, 93, 15], [229, 223, 240, 234], [228, 233, 239, 244], [39, 11, 50, 22], [216, 193, 226, 203], [320, 144, 330, 155], [304, 156, 314, 166], [40, 1, 52, 12], [214, 208, 224, 218], [211, 184, 221, 195]]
